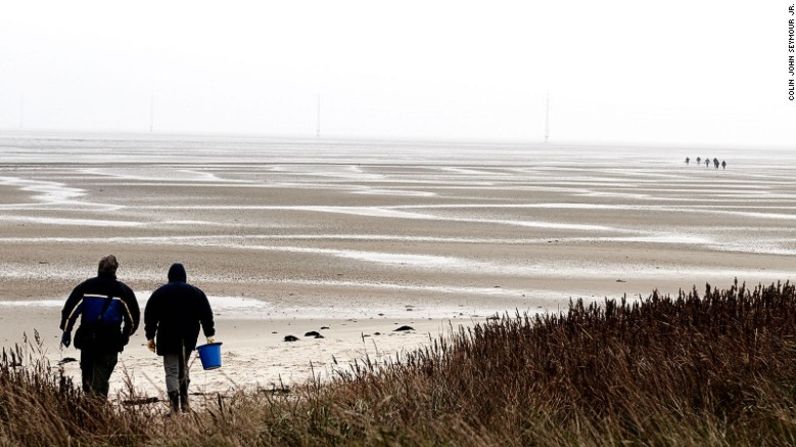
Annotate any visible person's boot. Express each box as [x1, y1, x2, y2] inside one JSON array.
[[167, 391, 180, 415], [179, 382, 190, 413]]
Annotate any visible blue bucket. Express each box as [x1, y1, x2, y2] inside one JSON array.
[[196, 342, 223, 370]]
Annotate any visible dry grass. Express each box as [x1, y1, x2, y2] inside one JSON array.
[[3, 281, 796, 446]]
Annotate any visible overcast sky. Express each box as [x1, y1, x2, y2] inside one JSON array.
[[0, 1, 793, 145]]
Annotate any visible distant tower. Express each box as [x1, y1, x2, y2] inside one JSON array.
[[316, 94, 321, 137], [544, 91, 550, 143], [149, 93, 155, 133], [19, 94, 24, 129]]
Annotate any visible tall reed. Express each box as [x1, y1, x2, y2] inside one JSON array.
[[2, 281, 796, 446]]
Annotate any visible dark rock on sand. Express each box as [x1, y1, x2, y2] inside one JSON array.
[[283, 335, 299, 342], [394, 325, 415, 332], [304, 331, 321, 337], [320, 326, 330, 330]]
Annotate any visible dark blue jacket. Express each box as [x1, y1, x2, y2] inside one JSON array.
[[60, 273, 140, 352], [144, 264, 215, 355]]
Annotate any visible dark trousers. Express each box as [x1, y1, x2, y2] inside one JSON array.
[[80, 349, 118, 398], [163, 346, 191, 394]]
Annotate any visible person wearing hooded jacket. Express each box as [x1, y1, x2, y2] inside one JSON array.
[[144, 263, 215, 413], [59, 255, 140, 398]]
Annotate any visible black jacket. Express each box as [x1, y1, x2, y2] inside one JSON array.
[[144, 264, 215, 355], [60, 273, 140, 353]]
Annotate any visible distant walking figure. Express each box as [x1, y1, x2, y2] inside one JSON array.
[[705, 158, 710, 167], [145, 263, 215, 414], [722, 160, 726, 169], [59, 255, 140, 398], [713, 158, 720, 169], [685, 157, 690, 165], [696, 156, 702, 164]]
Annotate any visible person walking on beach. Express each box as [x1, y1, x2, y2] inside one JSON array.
[[59, 255, 140, 398], [144, 263, 215, 414]]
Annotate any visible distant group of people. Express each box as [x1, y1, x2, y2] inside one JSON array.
[[685, 156, 726, 169], [59, 255, 215, 414]]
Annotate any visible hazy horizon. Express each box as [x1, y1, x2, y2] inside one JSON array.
[[1, 1, 793, 146], [3, 128, 796, 152]]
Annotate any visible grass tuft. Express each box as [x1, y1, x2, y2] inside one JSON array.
[[3, 281, 796, 445]]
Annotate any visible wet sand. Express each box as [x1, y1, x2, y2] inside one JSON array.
[[1, 133, 795, 398]]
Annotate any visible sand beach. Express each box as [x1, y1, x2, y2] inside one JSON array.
[[2, 133, 795, 398]]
